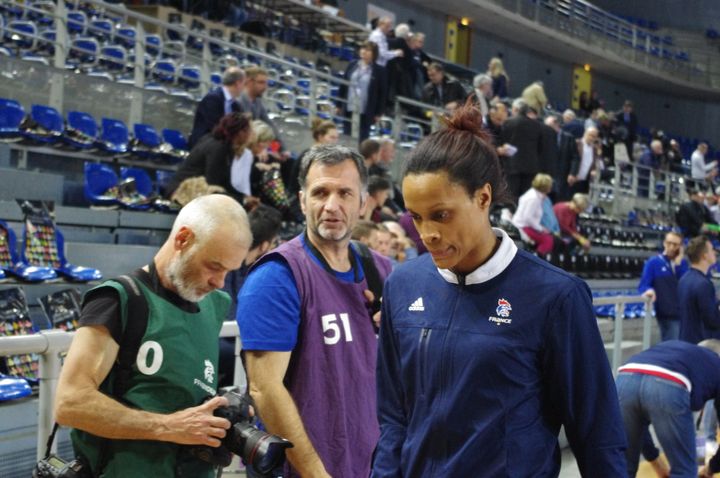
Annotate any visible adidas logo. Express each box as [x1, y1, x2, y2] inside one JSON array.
[[408, 297, 425, 312]]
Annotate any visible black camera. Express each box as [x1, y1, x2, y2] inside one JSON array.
[[33, 455, 90, 478], [189, 388, 293, 476]]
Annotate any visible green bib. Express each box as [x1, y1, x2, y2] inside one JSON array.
[[72, 279, 230, 477]]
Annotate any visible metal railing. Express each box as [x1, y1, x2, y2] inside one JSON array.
[[593, 294, 654, 374], [0, 321, 244, 461], [0, 0, 447, 146], [0, 294, 654, 460], [589, 159, 690, 220], [488, 0, 714, 88]]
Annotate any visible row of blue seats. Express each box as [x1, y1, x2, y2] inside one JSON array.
[[83, 162, 176, 211], [591, 290, 650, 319], [0, 97, 189, 162]]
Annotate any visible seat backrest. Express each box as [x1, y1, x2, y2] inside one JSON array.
[[0, 101, 25, 130], [120, 167, 153, 196], [100, 117, 129, 145], [67, 11, 87, 34], [67, 111, 98, 137], [31, 104, 63, 132], [89, 19, 113, 39], [133, 123, 161, 147], [84, 161, 119, 196], [145, 33, 162, 56], [116, 25, 136, 48], [161, 128, 188, 150]]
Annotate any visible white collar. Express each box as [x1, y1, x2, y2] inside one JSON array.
[[221, 86, 234, 101], [437, 228, 517, 285]]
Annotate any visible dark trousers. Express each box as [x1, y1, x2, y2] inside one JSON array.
[[506, 173, 535, 201]]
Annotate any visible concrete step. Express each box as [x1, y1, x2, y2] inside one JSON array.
[[597, 317, 660, 344]]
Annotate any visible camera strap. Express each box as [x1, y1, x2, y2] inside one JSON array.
[[350, 240, 384, 318], [43, 422, 60, 459], [112, 270, 150, 398]]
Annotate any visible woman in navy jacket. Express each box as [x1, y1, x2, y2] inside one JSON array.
[[372, 105, 627, 477], [338, 41, 387, 143]]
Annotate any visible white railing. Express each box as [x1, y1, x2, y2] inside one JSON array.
[[0, 321, 243, 461], [487, 0, 711, 87], [593, 295, 654, 374], [1, 0, 448, 145], [0, 294, 654, 461]]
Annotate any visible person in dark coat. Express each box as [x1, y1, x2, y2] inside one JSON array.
[[338, 41, 388, 143], [676, 189, 717, 238], [616, 99, 638, 158], [188, 67, 246, 148], [167, 112, 254, 205], [498, 100, 544, 199], [421, 62, 467, 111], [544, 115, 580, 201]]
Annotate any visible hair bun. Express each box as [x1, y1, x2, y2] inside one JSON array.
[[443, 101, 491, 143]]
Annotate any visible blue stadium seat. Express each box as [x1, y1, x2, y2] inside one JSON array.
[[210, 71, 222, 87], [22, 104, 64, 144], [84, 161, 119, 206], [151, 58, 177, 84], [68, 36, 99, 68], [120, 167, 154, 196], [0, 98, 26, 142], [145, 33, 162, 56], [38, 29, 56, 56], [64, 111, 98, 149], [0, 219, 57, 281], [88, 18, 113, 42], [99, 44, 127, 73], [6, 20, 37, 51], [115, 25, 136, 50], [156, 169, 175, 197], [119, 166, 154, 210], [161, 128, 189, 163], [67, 10, 87, 35], [97, 117, 129, 154], [132, 123, 162, 159], [20, 214, 102, 282], [179, 64, 201, 89]]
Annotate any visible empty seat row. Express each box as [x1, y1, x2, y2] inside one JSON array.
[[0, 97, 189, 162]]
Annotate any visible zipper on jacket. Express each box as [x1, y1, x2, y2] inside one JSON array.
[[418, 327, 431, 396]]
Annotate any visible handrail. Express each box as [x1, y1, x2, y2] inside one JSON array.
[[1, 0, 451, 145], [0, 295, 652, 461], [592, 294, 654, 374], [486, 0, 713, 88], [0, 322, 242, 461]]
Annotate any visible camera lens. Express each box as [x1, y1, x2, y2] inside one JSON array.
[[231, 423, 293, 475]]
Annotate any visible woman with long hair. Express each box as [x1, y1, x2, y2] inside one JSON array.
[[487, 56, 509, 100]]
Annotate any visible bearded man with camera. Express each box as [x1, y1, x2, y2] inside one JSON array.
[[53, 195, 254, 477]]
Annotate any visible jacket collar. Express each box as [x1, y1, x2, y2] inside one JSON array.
[[437, 228, 517, 285]]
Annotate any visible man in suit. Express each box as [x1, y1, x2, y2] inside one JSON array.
[[498, 99, 544, 199], [617, 99, 638, 158], [421, 63, 467, 112], [188, 67, 245, 148], [544, 115, 580, 201]]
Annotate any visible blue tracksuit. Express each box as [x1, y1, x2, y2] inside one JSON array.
[[678, 268, 720, 343], [373, 230, 627, 477], [637, 254, 688, 319]]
